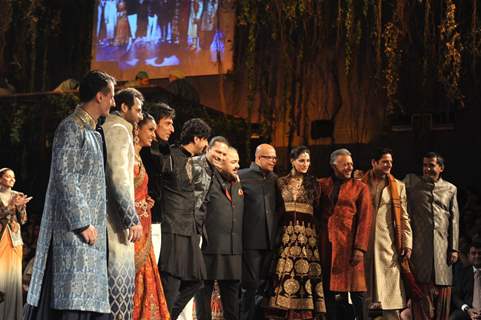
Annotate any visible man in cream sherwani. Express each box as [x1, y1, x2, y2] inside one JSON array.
[[361, 148, 412, 320], [102, 87, 144, 320]]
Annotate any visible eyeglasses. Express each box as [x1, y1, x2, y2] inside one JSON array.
[[260, 155, 278, 161]]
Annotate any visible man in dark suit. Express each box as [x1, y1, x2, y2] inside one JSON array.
[[239, 143, 280, 320], [195, 146, 244, 320], [451, 241, 481, 320], [141, 113, 212, 319], [140, 103, 175, 225], [158, 118, 212, 319]]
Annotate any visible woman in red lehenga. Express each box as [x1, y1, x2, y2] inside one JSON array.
[[133, 113, 170, 320]]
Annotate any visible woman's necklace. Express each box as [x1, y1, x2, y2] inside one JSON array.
[[135, 153, 143, 170], [134, 153, 143, 170]]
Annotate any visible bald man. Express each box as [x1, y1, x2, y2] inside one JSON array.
[[196, 147, 244, 320], [239, 144, 280, 320]]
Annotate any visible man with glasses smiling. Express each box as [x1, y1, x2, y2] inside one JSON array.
[[239, 144, 281, 320]]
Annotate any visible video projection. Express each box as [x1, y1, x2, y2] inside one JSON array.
[[91, 0, 235, 80]]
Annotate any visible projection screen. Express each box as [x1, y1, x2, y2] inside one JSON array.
[[91, 0, 235, 80]]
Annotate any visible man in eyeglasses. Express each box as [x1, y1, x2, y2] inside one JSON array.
[[239, 144, 281, 320]]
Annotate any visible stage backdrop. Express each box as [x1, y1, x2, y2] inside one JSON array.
[[91, 0, 235, 80]]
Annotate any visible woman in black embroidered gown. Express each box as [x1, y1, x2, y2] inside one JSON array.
[[265, 146, 326, 320]]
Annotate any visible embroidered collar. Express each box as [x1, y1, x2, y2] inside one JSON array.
[[74, 106, 97, 129]]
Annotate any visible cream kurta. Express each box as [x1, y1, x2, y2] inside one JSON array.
[[365, 176, 412, 310], [102, 113, 139, 320]]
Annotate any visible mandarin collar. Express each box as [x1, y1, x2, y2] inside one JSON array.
[[109, 112, 134, 133], [179, 145, 194, 157], [75, 106, 97, 129], [331, 173, 349, 184], [249, 162, 273, 178]]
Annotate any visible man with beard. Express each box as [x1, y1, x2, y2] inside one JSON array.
[[361, 148, 412, 319], [155, 118, 212, 319], [25, 70, 116, 320], [195, 145, 243, 320], [102, 87, 144, 320], [319, 148, 373, 320], [404, 152, 459, 320], [239, 144, 280, 320]]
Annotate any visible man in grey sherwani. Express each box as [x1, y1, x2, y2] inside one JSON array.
[[404, 152, 459, 320]]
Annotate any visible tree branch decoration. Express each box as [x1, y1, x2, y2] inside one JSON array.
[[0, 0, 479, 154], [438, 0, 464, 107], [0, 0, 13, 71], [469, 0, 480, 72], [383, 20, 400, 115]]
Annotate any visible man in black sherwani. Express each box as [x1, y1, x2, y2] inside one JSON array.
[[239, 143, 280, 320], [195, 146, 244, 320]]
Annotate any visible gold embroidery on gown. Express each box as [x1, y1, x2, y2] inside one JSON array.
[[265, 174, 326, 319]]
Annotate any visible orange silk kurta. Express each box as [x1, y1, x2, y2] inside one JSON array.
[[318, 177, 373, 292]]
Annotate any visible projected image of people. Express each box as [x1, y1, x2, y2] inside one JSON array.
[[92, 0, 234, 80]]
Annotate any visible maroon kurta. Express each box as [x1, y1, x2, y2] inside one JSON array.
[[319, 177, 373, 292]]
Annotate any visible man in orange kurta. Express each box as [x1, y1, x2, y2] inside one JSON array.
[[319, 148, 373, 320]]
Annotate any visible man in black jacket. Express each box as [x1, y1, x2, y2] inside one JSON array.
[[138, 103, 175, 275], [239, 143, 280, 320], [160, 118, 211, 319], [142, 114, 212, 319], [196, 146, 243, 320], [141, 102, 175, 224], [451, 241, 481, 320]]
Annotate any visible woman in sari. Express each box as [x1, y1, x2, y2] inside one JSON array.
[[132, 114, 170, 320], [265, 146, 326, 320], [0, 167, 31, 320]]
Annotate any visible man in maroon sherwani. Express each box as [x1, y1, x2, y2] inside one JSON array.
[[319, 148, 373, 320]]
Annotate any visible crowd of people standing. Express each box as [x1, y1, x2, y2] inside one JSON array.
[[0, 69, 478, 320]]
